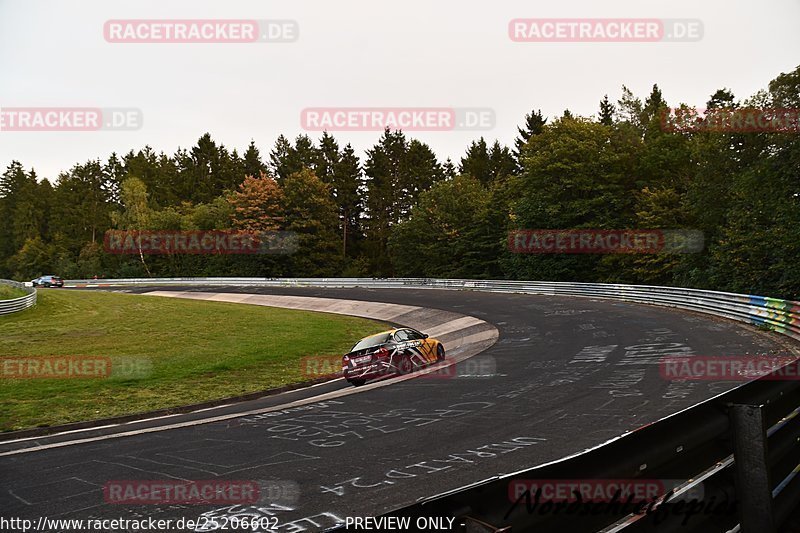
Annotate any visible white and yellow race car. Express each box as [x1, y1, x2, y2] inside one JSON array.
[[342, 328, 445, 386]]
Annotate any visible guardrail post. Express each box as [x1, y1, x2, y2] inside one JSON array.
[[731, 404, 776, 533]]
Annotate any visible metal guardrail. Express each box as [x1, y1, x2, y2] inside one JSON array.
[[377, 369, 800, 533], [66, 277, 800, 532], [0, 279, 36, 315], [67, 277, 800, 342]]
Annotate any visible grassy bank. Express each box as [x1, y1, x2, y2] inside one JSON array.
[[0, 289, 386, 431], [0, 284, 28, 300]]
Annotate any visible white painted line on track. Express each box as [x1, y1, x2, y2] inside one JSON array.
[[1, 377, 344, 446]]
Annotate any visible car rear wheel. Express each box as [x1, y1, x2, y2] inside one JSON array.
[[348, 379, 366, 387], [397, 355, 414, 375], [436, 343, 445, 362]]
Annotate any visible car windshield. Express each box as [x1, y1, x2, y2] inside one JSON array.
[[407, 329, 424, 340], [351, 332, 392, 352]]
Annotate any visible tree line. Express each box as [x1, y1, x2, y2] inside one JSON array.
[[1, 65, 798, 298]]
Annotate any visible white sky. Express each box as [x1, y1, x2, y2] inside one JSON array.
[[1, 0, 799, 181]]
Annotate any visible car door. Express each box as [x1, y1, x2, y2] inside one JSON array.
[[407, 328, 436, 363], [391, 329, 412, 365]]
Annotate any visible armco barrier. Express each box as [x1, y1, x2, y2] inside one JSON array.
[[66, 277, 800, 532], [375, 369, 800, 533], [67, 277, 800, 342], [0, 279, 36, 315]]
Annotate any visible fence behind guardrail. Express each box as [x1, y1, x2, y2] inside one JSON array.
[[67, 277, 800, 342]]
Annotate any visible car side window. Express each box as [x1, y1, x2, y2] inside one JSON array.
[[407, 329, 424, 340], [393, 330, 409, 342]]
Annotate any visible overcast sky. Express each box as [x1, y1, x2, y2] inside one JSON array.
[[1, 0, 799, 181]]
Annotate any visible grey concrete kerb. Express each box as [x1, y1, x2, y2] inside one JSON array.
[[143, 291, 500, 385]]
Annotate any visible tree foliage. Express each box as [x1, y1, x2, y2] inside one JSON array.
[[2, 65, 799, 298]]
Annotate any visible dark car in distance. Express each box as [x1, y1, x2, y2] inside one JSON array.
[[31, 275, 64, 288]]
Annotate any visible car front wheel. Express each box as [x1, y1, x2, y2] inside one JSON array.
[[436, 343, 445, 362]]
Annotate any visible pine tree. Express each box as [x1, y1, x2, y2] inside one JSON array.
[[52, 161, 112, 251], [125, 147, 167, 205], [617, 86, 644, 131], [599, 95, 615, 126], [269, 135, 293, 183], [488, 141, 517, 181], [363, 130, 407, 275], [0, 162, 29, 264], [514, 109, 547, 165], [443, 158, 457, 179], [332, 144, 363, 258], [287, 135, 319, 176], [460, 139, 516, 185], [3, 164, 44, 264], [316, 132, 340, 184], [104, 153, 125, 205], [459, 138, 491, 184], [706, 88, 736, 109], [219, 146, 246, 195], [401, 139, 443, 216], [269, 135, 320, 184], [182, 134, 224, 204], [243, 141, 268, 178], [642, 84, 668, 139], [283, 169, 340, 276]]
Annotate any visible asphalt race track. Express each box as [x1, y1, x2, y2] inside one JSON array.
[[2, 286, 796, 532]]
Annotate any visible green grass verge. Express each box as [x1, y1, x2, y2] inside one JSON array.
[[0, 284, 28, 300], [0, 290, 387, 431]]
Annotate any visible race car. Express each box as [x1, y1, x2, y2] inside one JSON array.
[[342, 327, 445, 386], [31, 275, 64, 288]]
